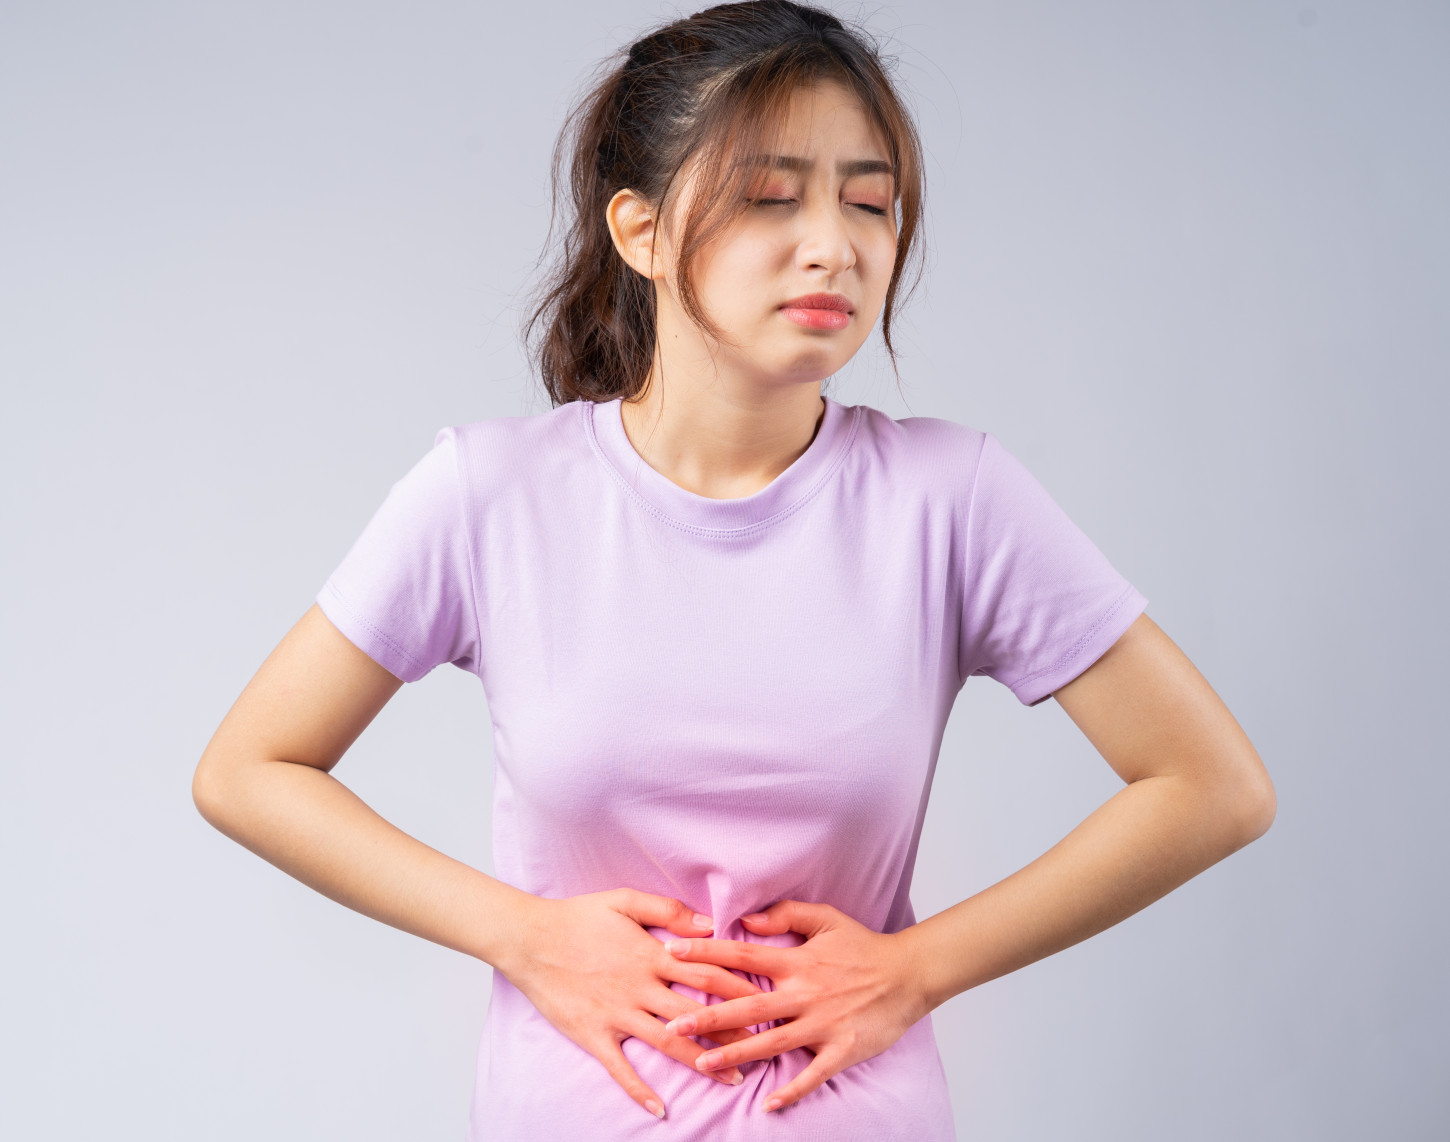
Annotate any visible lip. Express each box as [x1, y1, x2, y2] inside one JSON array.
[[779, 292, 854, 314], [779, 292, 854, 332]]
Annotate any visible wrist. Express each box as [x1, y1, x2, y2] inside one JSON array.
[[469, 881, 547, 978], [891, 920, 953, 1018]]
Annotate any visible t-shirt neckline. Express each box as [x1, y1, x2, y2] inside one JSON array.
[[585, 394, 858, 533]]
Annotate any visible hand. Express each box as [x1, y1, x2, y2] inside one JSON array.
[[494, 887, 763, 1119], [660, 899, 931, 1113]]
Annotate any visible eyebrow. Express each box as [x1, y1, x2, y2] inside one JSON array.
[[751, 154, 894, 178]]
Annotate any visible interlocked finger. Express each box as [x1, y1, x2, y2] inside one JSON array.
[[591, 1035, 666, 1120], [691, 1022, 802, 1072], [667, 936, 787, 976], [761, 1045, 846, 1112], [657, 955, 762, 1002], [666, 990, 794, 1039], [645, 985, 757, 1048], [623, 1011, 746, 1086]]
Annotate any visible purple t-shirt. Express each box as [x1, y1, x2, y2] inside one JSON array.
[[316, 395, 1147, 1141]]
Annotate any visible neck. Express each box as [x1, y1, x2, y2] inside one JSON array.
[[620, 368, 827, 501]]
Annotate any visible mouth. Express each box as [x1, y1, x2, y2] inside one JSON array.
[[779, 292, 854, 331]]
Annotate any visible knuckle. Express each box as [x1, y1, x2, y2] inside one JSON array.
[[620, 1076, 647, 1098], [796, 1066, 829, 1091], [599, 1054, 636, 1087], [770, 1026, 799, 1053], [702, 966, 738, 992]]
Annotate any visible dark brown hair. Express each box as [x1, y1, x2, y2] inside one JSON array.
[[521, 0, 927, 406]]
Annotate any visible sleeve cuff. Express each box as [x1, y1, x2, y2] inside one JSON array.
[[315, 582, 428, 684], [1009, 585, 1149, 707]]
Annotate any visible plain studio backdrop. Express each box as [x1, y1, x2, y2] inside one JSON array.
[[2, 2, 1445, 1139]]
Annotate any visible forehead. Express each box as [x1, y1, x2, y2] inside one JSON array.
[[662, 79, 894, 221], [765, 80, 889, 158]]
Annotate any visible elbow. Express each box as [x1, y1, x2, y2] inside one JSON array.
[[192, 755, 236, 833], [1232, 771, 1277, 846]]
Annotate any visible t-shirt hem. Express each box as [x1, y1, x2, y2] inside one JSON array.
[[1010, 584, 1149, 707], [315, 581, 425, 683]]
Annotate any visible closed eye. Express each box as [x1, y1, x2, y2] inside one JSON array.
[[752, 197, 888, 217]]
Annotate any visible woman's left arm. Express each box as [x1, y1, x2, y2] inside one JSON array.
[[665, 612, 1277, 1112]]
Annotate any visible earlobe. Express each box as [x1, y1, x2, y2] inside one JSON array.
[[606, 187, 659, 280]]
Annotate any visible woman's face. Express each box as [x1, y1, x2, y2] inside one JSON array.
[[658, 81, 900, 388]]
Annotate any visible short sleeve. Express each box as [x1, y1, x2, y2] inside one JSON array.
[[959, 432, 1147, 706], [314, 427, 480, 683]]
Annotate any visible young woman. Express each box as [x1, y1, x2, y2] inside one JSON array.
[[193, 3, 1276, 1138]]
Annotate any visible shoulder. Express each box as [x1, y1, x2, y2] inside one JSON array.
[[843, 401, 993, 501], [437, 400, 594, 495], [444, 398, 585, 455], [849, 402, 988, 463]]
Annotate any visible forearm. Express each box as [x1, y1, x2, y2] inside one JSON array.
[[194, 757, 533, 967], [905, 773, 1267, 1011]]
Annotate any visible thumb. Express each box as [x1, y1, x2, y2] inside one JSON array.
[[740, 899, 839, 939], [608, 888, 715, 937]]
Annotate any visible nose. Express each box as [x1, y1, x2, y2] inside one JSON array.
[[795, 198, 856, 277]]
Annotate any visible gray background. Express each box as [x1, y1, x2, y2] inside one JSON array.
[[3, 1, 1445, 1139]]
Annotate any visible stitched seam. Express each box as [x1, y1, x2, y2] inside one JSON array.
[[955, 430, 991, 687], [584, 403, 863, 538], [321, 580, 425, 674], [445, 427, 486, 674], [1007, 583, 1140, 693]]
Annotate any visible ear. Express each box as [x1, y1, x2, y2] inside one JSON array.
[[606, 188, 664, 281]]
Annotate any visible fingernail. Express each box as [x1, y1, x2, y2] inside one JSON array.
[[645, 1098, 665, 1119], [743, 912, 768, 922], [696, 1052, 720, 1071], [727, 1068, 744, 1085], [693, 913, 713, 929], [666, 939, 688, 955], [764, 1097, 783, 1112], [666, 1015, 696, 1035]]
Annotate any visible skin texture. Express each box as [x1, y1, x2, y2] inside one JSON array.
[[193, 79, 1276, 1122], [604, 80, 898, 500]]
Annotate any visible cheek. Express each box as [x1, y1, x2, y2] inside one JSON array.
[[861, 234, 898, 301], [868, 227, 898, 270], [700, 239, 786, 312]]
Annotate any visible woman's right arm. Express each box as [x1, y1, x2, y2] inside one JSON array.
[[192, 604, 757, 1118]]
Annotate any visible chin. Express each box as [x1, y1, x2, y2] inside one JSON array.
[[774, 343, 857, 377], [777, 365, 844, 387]]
